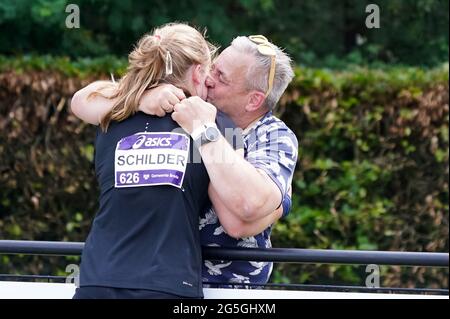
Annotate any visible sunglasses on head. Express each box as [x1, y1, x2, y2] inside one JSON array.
[[248, 35, 276, 97]]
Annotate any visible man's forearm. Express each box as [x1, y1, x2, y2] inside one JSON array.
[[200, 135, 281, 221], [209, 184, 283, 238]]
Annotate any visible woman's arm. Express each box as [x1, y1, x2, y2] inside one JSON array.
[[70, 82, 185, 124], [70, 81, 117, 125]]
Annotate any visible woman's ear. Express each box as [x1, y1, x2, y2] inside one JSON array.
[[191, 64, 203, 85], [245, 91, 266, 112]]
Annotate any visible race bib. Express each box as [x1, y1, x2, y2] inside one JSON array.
[[114, 132, 190, 189]]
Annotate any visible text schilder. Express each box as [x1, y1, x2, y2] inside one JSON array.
[[116, 153, 186, 166]]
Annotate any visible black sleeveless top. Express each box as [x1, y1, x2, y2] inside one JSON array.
[[79, 112, 210, 297]]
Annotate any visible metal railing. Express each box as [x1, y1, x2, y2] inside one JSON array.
[[0, 240, 448, 295]]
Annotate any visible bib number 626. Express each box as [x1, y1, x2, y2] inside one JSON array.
[[119, 172, 140, 184]]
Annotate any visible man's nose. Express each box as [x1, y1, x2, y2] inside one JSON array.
[[205, 75, 215, 88]]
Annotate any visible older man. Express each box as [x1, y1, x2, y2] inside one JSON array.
[[71, 35, 298, 287], [173, 36, 298, 287]]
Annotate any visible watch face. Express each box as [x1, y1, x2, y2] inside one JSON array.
[[205, 126, 220, 141]]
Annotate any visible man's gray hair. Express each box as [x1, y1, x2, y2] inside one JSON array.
[[231, 36, 295, 111]]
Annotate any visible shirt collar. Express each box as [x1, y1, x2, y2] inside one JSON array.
[[242, 111, 272, 136]]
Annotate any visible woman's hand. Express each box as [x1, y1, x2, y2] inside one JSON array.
[[139, 84, 186, 117]]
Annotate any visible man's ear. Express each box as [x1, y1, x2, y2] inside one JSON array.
[[245, 91, 266, 112]]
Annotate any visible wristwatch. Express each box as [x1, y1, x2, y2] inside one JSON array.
[[192, 123, 220, 148]]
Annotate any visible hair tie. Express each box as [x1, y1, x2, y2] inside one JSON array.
[[165, 51, 173, 76], [153, 35, 161, 46]]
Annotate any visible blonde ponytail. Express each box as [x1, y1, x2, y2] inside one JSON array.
[[92, 23, 215, 132]]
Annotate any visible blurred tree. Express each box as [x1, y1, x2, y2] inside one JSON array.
[[0, 0, 448, 65]]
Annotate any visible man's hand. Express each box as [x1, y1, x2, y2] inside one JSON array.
[[171, 96, 217, 135], [139, 84, 186, 117]]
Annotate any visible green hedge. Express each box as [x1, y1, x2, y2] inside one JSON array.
[[275, 64, 449, 287], [0, 55, 127, 78], [0, 56, 448, 288]]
